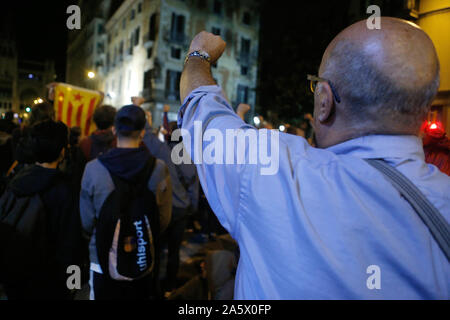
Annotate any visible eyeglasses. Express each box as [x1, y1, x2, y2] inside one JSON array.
[[307, 74, 341, 104]]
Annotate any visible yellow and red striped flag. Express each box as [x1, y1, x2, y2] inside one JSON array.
[[53, 83, 103, 137]]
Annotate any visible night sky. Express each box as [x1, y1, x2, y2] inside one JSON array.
[[1, 0, 405, 124], [1, 1, 73, 81]]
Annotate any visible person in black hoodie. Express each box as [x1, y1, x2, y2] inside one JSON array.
[[1, 120, 83, 300], [80, 105, 172, 300]]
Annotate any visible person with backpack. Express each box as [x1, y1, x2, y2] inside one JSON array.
[[79, 105, 117, 162], [0, 120, 83, 300], [80, 104, 172, 300]]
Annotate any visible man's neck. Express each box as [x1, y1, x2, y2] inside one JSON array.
[[117, 139, 141, 148]]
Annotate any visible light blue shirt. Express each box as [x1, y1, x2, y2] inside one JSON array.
[[178, 85, 450, 299]]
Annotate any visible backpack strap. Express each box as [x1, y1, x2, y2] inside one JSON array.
[[365, 159, 450, 261]]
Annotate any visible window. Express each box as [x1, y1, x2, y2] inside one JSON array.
[[147, 47, 153, 59], [134, 27, 140, 46], [130, 9, 135, 20], [138, 3, 142, 13], [237, 85, 249, 104], [97, 41, 104, 54], [170, 13, 185, 43], [213, 0, 223, 15], [119, 40, 124, 60], [149, 13, 158, 41], [240, 37, 251, 64], [143, 70, 152, 89], [98, 23, 105, 34], [171, 47, 181, 59], [165, 70, 182, 100], [243, 12, 251, 25], [128, 35, 134, 55], [212, 27, 221, 36], [240, 65, 248, 76]]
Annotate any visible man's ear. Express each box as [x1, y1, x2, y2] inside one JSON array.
[[316, 82, 335, 123], [112, 126, 116, 136], [57, 148, 65, 163], [139, 129, 145, 140]]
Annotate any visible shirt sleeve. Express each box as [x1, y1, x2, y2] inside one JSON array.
[[178, 85, 255, 237], [79, 164, 97, 238]]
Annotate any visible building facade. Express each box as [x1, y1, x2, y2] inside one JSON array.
[[0, 39, 17, 115], [67, 0, 260, 126], [0, 38, 55, 118]]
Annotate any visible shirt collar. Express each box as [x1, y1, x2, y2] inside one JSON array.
[[326, 135, 425, 161]]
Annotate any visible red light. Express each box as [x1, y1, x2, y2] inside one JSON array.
[[430, 123, 438, 130]]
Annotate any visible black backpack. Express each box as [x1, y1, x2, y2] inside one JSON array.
[[96, 157, 160, 282], [0, 189, 49, 282]]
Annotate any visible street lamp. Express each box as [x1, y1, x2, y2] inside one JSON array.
[[87, 71, 96, 79]]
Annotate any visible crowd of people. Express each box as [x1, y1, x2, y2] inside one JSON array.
[[0, 16, 449, 300], [0, 95, 233, 299]]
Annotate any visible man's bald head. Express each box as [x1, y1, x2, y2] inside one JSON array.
[[318, 17, 440, 133]]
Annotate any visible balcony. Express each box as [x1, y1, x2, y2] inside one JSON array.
[[163, 29, 187, 46], [141, 88, 167, 103], [143, 33, 155, 49], [125, 46, 133, 61], [141, 88, 153, 101], [165, 90, 180, 102]]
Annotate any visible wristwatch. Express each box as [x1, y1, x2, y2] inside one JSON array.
[[184, 50, 211, 65]]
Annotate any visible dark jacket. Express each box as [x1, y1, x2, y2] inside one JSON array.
[[3, 165, 83, 299], [79, 129, 116, 162], [143, 123, 199, 214]]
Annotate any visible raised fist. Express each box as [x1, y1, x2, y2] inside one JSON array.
[[188, 31, 226, 64], [237, 103, 251, 121], [132, 96, 145, 106], [145, 111, 152, 127]]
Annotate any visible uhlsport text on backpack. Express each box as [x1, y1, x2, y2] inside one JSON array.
[[96, 158, 160, 281]]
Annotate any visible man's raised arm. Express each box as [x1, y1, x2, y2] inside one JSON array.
[[180, 31, 226, 102]]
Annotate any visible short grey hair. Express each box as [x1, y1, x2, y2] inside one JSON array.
[[322, 41, 440, 128]]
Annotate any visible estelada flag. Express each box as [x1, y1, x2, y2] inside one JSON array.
[[53, 83, 103, 137]]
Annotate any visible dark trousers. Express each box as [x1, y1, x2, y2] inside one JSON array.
[[164, 207, 188, 291], [4, 272, 71, 300], [92, 272, 154, 300]]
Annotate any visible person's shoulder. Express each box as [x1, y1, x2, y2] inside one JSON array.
[[278, 132, 337, 166], [152, 159, 169, 179], [147, 158, 169, 187], [82, 158, 110, 186], [85, 158, 103, 171]]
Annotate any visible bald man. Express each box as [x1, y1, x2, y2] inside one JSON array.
[[177, 18, 449, 299]]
